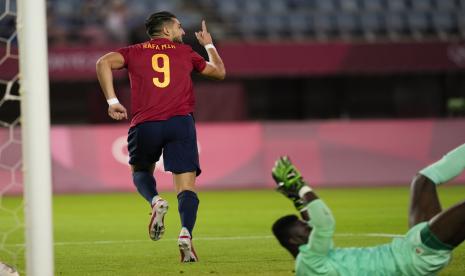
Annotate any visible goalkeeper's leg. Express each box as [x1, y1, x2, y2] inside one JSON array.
[[408, 174, 442, 228], [408, 143, 465, 228], [427, 199, 465, 249]]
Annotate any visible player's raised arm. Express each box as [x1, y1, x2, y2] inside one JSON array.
[[195, 20, 226, 80], [96, 52, 128, 121], [272, 156, 335, 255]]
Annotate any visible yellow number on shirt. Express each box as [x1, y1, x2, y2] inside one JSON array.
[[152, 54, 170, 88]]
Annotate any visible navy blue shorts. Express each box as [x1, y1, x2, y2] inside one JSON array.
[[127, 115, 201, 176]]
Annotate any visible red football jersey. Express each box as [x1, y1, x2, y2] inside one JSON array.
[[117, 38, 207, 127]]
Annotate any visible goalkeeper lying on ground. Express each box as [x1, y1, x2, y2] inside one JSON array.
[[272, 143, 465, 276]]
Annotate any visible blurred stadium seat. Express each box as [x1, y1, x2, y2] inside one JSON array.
[[407, 11, 431, 40], [435, 0, 458, 11], [288, 13, 313, 39], [315, 0, 337, 12], [411, 0, 433, 11], [336, 12, 361, 40], [237, 14, 264, 40], [385, 12, 408, 39], [268, 0, 289, 13], [339, 0, 360, 12], [243, 0, 264, 14], [458, 11, 465, 36], [431, 11, 457, 40], [362, 0, 385, 11], [216, 0, 242, 16], [386, 0, 408, 11], [4, 0, 460, 45], [361, 12, 385, 41], [314, 13, 337, 40], [264, 14, 289, 40]]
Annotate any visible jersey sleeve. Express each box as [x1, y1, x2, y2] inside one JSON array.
[[190, 48, 207, 72], [295, 199, 336, 275], [116, 46, 130, 68], [307, 199, 335, 255]]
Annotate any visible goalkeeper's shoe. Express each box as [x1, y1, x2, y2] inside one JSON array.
[[148, 198, 169, 241], [178, 227, 198, 263], [272, 156, 308, 197]]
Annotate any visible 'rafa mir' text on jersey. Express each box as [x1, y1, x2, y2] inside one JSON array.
[[143, 43, 176, 50]]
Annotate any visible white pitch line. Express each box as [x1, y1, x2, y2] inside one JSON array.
[[337, 233, 403, 238], [7, 233, 402, 247]]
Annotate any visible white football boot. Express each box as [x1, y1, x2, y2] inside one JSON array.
[[178, 227, 198, 262], [148, 198, 169, 241]]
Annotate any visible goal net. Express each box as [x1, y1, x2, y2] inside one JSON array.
[[1, 0, 54, 275], [0, 0, 24, 272]]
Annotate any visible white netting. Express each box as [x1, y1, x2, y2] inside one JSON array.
[[0, 0, 24, 272]]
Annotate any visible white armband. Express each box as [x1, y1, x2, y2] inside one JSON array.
[[107, 98, 119, 106], [204, 43, 215, 50], [298, 186, 313, 199]]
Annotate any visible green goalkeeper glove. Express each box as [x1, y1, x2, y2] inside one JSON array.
[[271, 156, 309, 211]]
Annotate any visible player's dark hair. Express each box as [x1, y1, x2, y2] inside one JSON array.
[[272, 215, 299, 249], [145, 11, 177, 38]]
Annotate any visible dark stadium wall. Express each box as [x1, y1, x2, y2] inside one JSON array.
[[41, 41, 465, 80]]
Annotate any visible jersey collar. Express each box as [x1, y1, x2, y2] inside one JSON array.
[[150, 38, 173, 44]]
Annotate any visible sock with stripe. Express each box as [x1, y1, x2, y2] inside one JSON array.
[[132, 171, 158, 204], [177, 190, 199, 236]]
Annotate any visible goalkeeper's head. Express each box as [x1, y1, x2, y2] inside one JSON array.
[[145, 11, 185, 43], [272, 215, 311, 258]]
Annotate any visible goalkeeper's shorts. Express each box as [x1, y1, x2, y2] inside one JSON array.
[[390, 222, 452, 275]]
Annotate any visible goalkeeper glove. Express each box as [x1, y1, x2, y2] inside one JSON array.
[[271, 156, 310, 211]]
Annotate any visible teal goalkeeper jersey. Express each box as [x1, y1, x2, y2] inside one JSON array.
[[295, 201, 451, 276]]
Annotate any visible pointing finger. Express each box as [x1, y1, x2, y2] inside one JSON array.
[[202, 20, 207, 32]]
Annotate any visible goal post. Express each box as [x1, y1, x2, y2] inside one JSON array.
[[17, 0, 54, 275]]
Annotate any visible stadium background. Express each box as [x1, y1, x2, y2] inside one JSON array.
[[1, 0, 465, 275], [4, 0, 465, 193]]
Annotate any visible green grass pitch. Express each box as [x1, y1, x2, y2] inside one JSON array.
[[1, 186, 464, 275]]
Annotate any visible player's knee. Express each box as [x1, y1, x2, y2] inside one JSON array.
[[177, 183, 196, 193], [412, 174, 435, 188], [175, 180, 196, 193]]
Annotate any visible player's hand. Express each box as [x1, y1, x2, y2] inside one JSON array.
[[272, 156, 307, 200], [195, 20, 213, 46], [108, 103, 128, 120]]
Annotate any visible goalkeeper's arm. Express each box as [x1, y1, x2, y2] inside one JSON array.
[[292, 179, 336, 248], [303, 191, 335, 254], [295, 184, 320, 221], [271, 156, 335, 254], [281, 174, 334, 233], [291, 178, 335, 254]]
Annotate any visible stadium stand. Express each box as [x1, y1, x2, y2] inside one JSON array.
[[33, 0, 465, 45]]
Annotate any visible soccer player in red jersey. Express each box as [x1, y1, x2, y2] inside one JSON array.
[[96, 11, 225, 262]]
